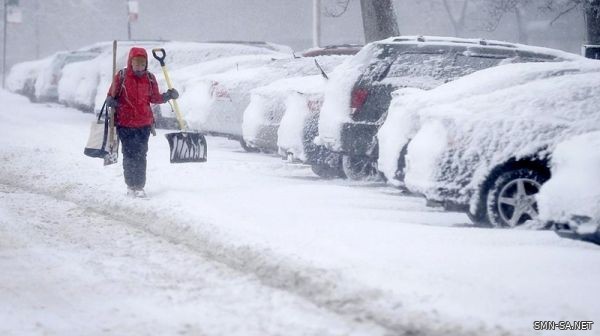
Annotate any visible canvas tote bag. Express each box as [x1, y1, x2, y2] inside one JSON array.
[[84, 101, 110, 158]]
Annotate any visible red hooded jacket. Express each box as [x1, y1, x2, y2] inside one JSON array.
[[107, 47, 164, 128]]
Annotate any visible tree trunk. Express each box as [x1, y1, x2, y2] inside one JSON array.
[[585, 0, 600, 44], [360, 0, 400, 43]]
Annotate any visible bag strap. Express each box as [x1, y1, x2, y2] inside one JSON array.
[[115, 68, 155, 98], [97, 101, 107, 122], [116, 68, 126, 98]]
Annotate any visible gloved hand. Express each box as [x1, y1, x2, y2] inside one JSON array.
[[162, 88, 179, 102], [106, 96, 118, 109]]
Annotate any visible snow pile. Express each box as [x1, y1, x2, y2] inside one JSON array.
[[242, 75, 328, 149], [403, 71, 600, 211], [315, 44, 378, 150], [537, 131, 600, 225], [378, 60, 600, 183]]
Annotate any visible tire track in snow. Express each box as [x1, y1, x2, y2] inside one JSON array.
[[0, 184, 386, 336]]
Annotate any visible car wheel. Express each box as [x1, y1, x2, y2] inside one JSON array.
[[240, 139, 259, 152], [310, 163, 345, 179], [341, 155, 383, 181], [486, 168, 548, 228]]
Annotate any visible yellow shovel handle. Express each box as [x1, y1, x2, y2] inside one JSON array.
[[152, 48, 187, 131]]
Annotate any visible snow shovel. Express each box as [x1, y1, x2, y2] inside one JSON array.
[[104, 40, 120, 166], [152, 48, 207, 163]]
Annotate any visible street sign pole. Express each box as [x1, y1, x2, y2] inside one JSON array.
[[3, 0, 8, 88]]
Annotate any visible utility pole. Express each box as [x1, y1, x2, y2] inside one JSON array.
[[3, 0, 7, 88], [313, 0, 321, 48], [127, 0, 131, 40]]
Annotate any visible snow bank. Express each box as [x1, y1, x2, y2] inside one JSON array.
[[538, 131, 600, 225], [378, 60, 600, 183]]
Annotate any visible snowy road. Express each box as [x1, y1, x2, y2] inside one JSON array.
[[1, 89, 599, 336], [0, 184, 383, 336]]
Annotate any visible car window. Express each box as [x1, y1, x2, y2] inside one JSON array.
[[514, 50, 559, 62], [386, 52, 453, 79], [443, 54, 504, 82]]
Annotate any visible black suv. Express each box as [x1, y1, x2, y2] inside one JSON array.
[[315, 36, 567, 180]]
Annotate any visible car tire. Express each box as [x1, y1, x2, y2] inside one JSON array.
[[341, 155, 383, 181], [310, 163, 345, 179], [240, 139, 259, 152], [485, 167, 549, 228]]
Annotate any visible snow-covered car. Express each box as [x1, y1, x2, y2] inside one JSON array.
[[315, 35, 580, 180], [277, 88, 347, 178], [536, 131, 600, 244], [300, 44, 362, 57], [401, 68, 600, 228], [206, 40, 294, 54], [378, 60, 595, 186], [33, 50, 100, 102], [242, 54, 352, 153], [58, 41, 286, 116], [184, 55, 346, 150], [5, 57, 51, 101], [241, 75, 326, 153]]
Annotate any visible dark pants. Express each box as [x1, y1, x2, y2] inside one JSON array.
[[117, 126, 151, 189]]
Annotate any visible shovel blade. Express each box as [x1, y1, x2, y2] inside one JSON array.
[[165, 132, 207, 163]]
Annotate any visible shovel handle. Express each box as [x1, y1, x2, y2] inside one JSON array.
[[152, 48, 186, 131], [152, 48, 166, 66]]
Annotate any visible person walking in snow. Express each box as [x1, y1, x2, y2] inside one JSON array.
[[105, 46, 179, 198]]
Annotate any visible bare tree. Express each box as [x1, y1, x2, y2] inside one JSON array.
[[542, 0, 600, 43], [584, 0, 600, 44], [442, 0, 471, 36], [360, 0, 400, 42], [323, 0, 400, 42], [480, 0, 532, 43]]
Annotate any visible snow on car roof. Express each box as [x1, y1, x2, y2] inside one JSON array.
[[378, 35, 583, 61]]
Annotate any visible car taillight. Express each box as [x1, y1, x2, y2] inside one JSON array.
[[306, 99, 322, 114], [210, 81, 229, 99], [350, 88, 368, 115]]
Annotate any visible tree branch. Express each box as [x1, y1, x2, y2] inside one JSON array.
[[324, 0, 351, 18], [549, 2, 579, 25]]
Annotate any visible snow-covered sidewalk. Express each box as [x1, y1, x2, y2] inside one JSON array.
[[1, 89, 599, 336]]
